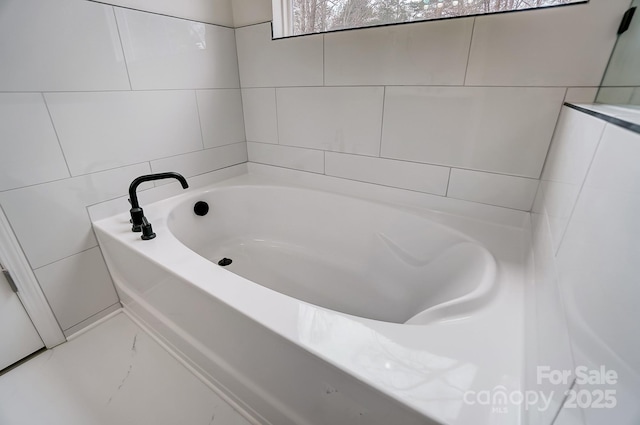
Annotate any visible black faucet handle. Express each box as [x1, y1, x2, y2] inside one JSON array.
[[130, 207, 144, 232], [140, 217, 156, 240]]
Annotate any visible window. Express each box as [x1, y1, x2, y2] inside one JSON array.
[[272, 0, 586, 38]]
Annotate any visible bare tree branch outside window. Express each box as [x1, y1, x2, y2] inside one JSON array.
[[279, 0, 582, 37]]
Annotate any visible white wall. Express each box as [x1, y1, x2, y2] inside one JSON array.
[[91, 0, 234, 27], [0, 0, 246, 335], [530, 106, 640, 425], [234, 0, 630, 211]]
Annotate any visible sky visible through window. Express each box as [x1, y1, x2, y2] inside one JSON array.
[[281, 0, 582, 37]]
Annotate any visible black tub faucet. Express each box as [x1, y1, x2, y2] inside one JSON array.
[[128, 172, 189, 238]]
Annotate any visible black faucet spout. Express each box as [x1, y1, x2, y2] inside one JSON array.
[[128, 172, 189, 232]]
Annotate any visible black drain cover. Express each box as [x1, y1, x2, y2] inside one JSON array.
[[194, 201, 209, 216], [218, 258, 232, 266]]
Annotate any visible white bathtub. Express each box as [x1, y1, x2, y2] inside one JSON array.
[[93, 169, 528, 425]]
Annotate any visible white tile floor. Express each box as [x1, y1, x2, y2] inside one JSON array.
[[0, 312, 254, 425]]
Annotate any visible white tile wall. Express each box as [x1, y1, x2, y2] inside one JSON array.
[[1, 0, 247, 334], [45, 91, 204, 176], [242, 88, 279, 143], [541, 107, 606, 252], [277, 87, 384, 156], [531, 107, 640, 425], [34, 248, 118, 331], [325, 152, 449, 196], [324, 18, 473, 86], [528, 203, 576, 425], [116, 9, 240, 90], [235, 23, 323, 87], [247, 142, 324, 173], [232, 0, 272, 27], [196, 89, 246, 147], [100, 0, 234, 26], [0, 0, 130, 92], [151, 143, 248, 178], [234, 0, 625, 212], [0, 93, 70, 192], [465, 0, 629, 86], [447, 168, 539, 211], [0, 162, 151, 269], [381, 86, 566, 177]]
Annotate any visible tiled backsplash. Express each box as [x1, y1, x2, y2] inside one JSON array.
[[236, 0, 630, 211], [0, 0, 246, 335], [529, 106, 640, 425]]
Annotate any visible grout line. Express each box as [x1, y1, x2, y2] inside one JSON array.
[[112, 6, 134, 91], [445, 168, 452, 197], [552, 122, 608, 257], [41, 93, 73, 178], [0, 88, 241, 94], [550, 378, 577, 425], [87, 0, 234, 29], [322, 35, 326, 86], [0, 85, 580, 93], [33, 245, 99, 271], [193, 90, 206, 149], [273, 88, 281, 144], [234, 21, 273, 30], [537, 90, 569, 180], [323, 151, 326, 175], [378, 86, 386, 157], [463, 18, 476, 86], [232, 25, 244, 92]]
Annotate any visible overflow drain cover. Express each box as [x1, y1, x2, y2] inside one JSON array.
[[218, 258, 232, 266]]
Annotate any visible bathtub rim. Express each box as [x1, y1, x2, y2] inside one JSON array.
[[92, 171, 528, 425]]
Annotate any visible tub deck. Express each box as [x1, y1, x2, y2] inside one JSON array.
[[93, 168, 529, 425]]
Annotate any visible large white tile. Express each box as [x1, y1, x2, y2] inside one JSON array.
[[447, 168, 538, 211], [542, 107, 606, 184], [381, 86, 565, 177], [242, 88, 279, 144], [540, 107, 606, 251], [540, 180, 582, 254], [0, 313, 253, 425], [465, 0, 628, 86], [0, 94, 70, 192], [0, 163, 150, 269], [104, 0, 234, 26], [45, 91, 203, 176], [584, 124, 640, 192], [115, 9, 240, 90], [196, 89, 246, 148], [232, 0, 272, 27], [325, 18, 472, 86], [529, 209, 576, 425], [325, 152, 449, 196], [247, 142, 323, 173], [555, 125, 640, 397], [34, 248, 118, 331], [235, 23, 323, 87], [0, 0, 129, 91], [151, 143, 248, 178], [277, 87, 384, 156]]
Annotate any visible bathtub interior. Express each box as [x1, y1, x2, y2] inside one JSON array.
[[166, 186, 497, 324]]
